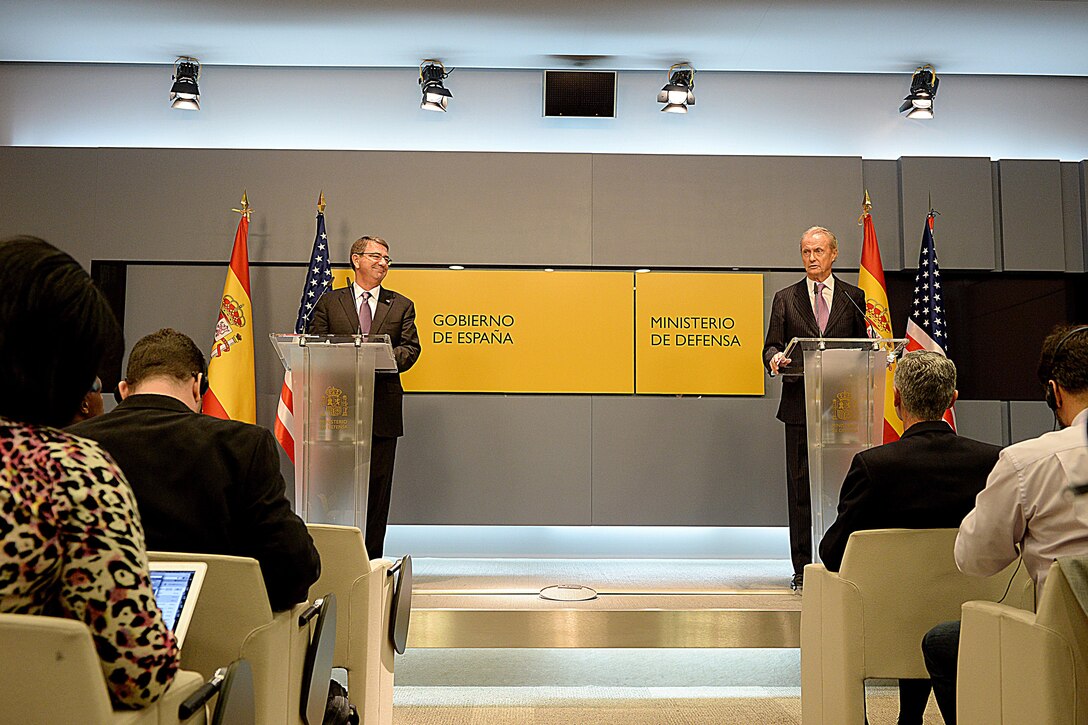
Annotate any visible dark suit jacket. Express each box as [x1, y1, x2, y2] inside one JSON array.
[[762, 276, 868, 424], [308, 285, 421, 438], [69, 394, 320, 611], [818, 421, 1002, 571]]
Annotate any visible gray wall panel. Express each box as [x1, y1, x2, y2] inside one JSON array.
[[1069, 161, 1088, 272], [591, 155, 864, 268], [899, 157, 996, 270], [861, 159, 903, 270], [591, 397, 786, 526], [124, 264, 307, 432], [952, 400, 1008, 447], [998, 159, 1064, 272], [94, 149, 249, 264], [92, 149, 594, 267], [1009, 401, 1056, 445], [393, 395, 592, 525], [0, 148, 100, 267]]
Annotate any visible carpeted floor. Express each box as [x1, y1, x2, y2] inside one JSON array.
[[392, 686, 947, 724]]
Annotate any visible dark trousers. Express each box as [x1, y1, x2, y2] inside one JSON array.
[[784, 423, 812, 575], [922, 620, 961, 725], [365, 434, 398, 559], [897, 678, 932, 725]]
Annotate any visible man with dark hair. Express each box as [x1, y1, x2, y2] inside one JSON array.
[[818, 350, 1001, 725], [922, 324, 1088, 724], [70, 328, 320, 611], [763, 226, 869, 589], [309, 235, 421, 557]]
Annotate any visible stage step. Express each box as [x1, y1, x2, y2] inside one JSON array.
[[406, 558, 801, 649]]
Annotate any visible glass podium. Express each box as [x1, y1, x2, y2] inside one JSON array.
[[781, 337, 908, 563], [271, 334, 397, 529]]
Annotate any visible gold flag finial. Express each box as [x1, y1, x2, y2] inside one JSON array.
[[858, 189, 873, 224], [232, 190, 253, 219], [317, 191, 326, 214]]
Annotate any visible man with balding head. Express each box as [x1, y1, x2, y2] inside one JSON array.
[[763, 226, 868, 589], [818, 351, 1001, 725]]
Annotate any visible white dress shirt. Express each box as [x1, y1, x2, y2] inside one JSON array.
[[955, 407, 1088, 593], [352, 281, 381, 325]]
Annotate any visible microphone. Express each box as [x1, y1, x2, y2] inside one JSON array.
[[839, 287, 877, 339]]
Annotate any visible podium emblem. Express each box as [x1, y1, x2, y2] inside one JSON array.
[[832, 390, 855, 421], [323, 386, 349, 417]]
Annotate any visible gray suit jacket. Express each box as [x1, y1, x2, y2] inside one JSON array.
[[308, 285, 421, 437]]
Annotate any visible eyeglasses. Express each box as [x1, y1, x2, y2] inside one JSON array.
[[359, 252, 392, 265], [89, 377, 102, 394]]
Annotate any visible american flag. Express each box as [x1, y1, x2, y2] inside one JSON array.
[[293, 212, 333, 334], [905, 211, 956, 430], [274, 203, 334, 462]]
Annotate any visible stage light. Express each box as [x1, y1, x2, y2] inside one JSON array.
[[419, 60, 453, 112], [900, 65, 939, 119], [658, 63, 695, 114], [170, 57, 201, 111]]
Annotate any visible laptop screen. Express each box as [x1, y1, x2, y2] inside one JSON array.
[[150, 570, 195, 631], [148, 562, 206, 647]]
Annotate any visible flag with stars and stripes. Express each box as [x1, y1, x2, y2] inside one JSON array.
[[905, 211, 956, 430], [274, 207, 333, 462]]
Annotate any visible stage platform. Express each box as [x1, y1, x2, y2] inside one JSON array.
[[407, 558, 801, 649]]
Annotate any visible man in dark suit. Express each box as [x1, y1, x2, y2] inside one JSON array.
[[69, 328, 320, 612], [309, 235, 421, 557], [763, 226, 868, 589], [819, 351, 1001, 570], [818, 350, 1001, 725]]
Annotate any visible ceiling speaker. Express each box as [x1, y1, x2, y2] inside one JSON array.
[[543, 70, 616, 118]]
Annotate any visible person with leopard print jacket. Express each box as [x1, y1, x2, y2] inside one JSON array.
[[0, 236, 178, 709]]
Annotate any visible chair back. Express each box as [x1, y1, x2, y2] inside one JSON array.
[[305, 524, 373, 666], [305, 524, 396, 725], [958, 560, 1088, 724], [838, 528, 1023, 676], [0, 613, 115, 723], [1036, 562, 1088, 722], [150, 551, 310, 725]]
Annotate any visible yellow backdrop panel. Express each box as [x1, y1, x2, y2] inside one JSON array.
[[335, 269, 635, 393], [635, 272, 765, 395]]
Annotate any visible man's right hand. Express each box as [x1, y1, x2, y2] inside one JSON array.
[[770, 351, 791, 374]]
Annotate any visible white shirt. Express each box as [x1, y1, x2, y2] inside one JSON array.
[[955, 407, 1088, 593], [352, 281, 380, 325], [806, 274, 836, 320]]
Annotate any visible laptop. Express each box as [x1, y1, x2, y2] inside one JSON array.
[[149, 562, 207, 647]]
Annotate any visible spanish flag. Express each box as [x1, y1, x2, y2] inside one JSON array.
[[857, 191, 904, 443], [203, 192, 256, 424]]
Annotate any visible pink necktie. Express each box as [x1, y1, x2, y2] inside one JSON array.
[[358, 290, 372, 335], [815, 282, 829, 333]]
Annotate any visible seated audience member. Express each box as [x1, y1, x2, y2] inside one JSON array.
[[70, 328, 320, 611], [923, 324, 1088, 724], [0, 236, 178, 709], [70, 376, 105, 424], [818, 350, 1001, 725]]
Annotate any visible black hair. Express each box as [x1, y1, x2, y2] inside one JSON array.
[[0, 236, 123, 426], [1038, 324, 1088, 395]]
